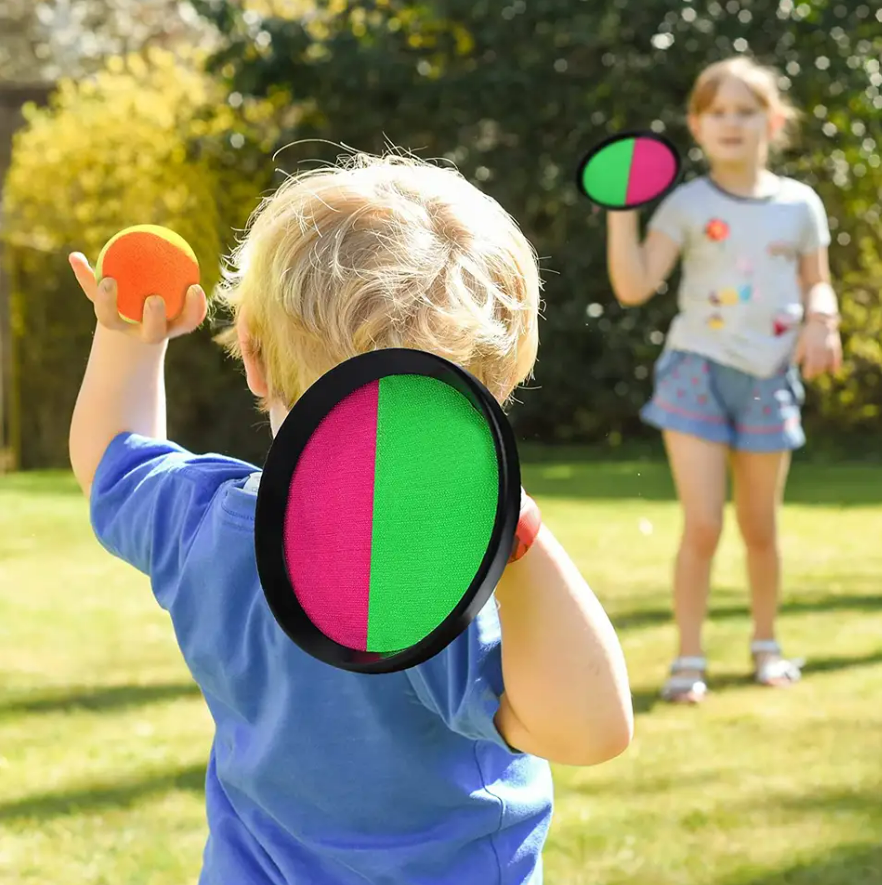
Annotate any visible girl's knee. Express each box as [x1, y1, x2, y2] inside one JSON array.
[[738, 518, 778, 552], [682, 517, 723, 557]]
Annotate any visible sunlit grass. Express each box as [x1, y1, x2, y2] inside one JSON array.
[[1, 461, 880, 884]]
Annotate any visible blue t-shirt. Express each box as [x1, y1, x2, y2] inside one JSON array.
[[90, 432, 554, 885]]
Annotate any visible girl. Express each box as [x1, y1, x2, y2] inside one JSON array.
[[606, 56, 842, 704]]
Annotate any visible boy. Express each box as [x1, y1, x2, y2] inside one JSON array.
[[69, 153, 633, 884]]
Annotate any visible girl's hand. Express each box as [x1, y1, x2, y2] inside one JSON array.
[[69, 252, 207, 346], [795, 315, 842, 381]]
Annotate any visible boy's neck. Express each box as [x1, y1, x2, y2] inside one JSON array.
[[270, 403, 287, 438], [708, 162, 777, 198]]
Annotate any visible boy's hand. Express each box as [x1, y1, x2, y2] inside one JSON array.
[[795, 315, 842, 381], [69, 252, 207, 346]]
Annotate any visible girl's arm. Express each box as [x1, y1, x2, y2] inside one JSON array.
[[799, 246, 839, 318], [607, 211, 681, 306], [494, 524, 633, 767], [796, 245, 842, 380]]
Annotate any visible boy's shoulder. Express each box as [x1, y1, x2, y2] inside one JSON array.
[[89, 431, 260, 588]]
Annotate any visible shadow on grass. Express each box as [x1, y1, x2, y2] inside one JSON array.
[[0, 763, 206, 822], [728, 842, 882, 885], [773, 786, 882, 821], [609, 593, 882, 633], [0, 681, 201, 719], [629, 648, 882, 715], [521, 459, 882, 507], [560, 768, 718, 797]]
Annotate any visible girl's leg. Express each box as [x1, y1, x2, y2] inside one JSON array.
[[663, 430, 729, 660], [730, 449, 791, 665]]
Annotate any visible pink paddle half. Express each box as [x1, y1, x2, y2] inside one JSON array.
[[625, 137, 678, 205], [282, 381, 379, 650]]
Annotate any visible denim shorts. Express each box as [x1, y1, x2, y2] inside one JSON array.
[[640, 350, 805, 452]]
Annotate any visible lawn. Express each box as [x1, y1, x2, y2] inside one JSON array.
[[1, 457, 881, 885]]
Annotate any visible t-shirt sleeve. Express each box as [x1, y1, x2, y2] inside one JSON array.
[[646, 185, 689, 247], [404, 599, 519, 753], [799, 186, 832, 254], [89, 432, 258, 609]]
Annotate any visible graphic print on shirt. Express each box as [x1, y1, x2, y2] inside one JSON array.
[[709, 284, 752, 307], [704, 218, 730, 242], [735, 256, 754, 276], [704, 218, 734, 329], [708, 256, 753, 329], [772, 306, 802, 337], [767, 240, 799, 261]]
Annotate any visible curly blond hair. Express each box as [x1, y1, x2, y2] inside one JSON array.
[[214, 152, 541, 413]]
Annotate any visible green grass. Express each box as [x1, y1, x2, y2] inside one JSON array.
[[1, 460, 881, 884]]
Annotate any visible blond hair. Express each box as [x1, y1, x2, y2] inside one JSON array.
[[688, 56, 801, 149], [214, 152, 541, 413]]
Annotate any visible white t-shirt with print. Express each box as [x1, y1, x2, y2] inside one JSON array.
[[648, 175, 831, 378]]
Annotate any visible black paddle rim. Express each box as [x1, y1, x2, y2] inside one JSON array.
[[254, 347, 522, 674], [576, 129, 683, 211]]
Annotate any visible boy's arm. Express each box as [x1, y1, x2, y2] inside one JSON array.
[[68, 254, 206, 497], [67, 253, 257, 600], [493, 524, 634, 767], [70, 323, 168, 497]]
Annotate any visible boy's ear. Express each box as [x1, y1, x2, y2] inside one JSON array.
[[238, 322, 270, 398], [686, 113, 701, 142]]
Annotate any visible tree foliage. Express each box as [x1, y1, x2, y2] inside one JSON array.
[[3, 48, 281, 466], [5, 1, 880, 469], [195, 0, 882, 446]]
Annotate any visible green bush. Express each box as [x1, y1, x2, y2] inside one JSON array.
[[196, 0, 882, 449], [3, 48, 281, 467], [5, 3, 880, 467]]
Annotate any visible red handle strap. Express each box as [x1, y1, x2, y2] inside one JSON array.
[[508, 490, 542, 564]]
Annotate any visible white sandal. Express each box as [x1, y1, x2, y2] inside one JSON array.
[[751, 639, 804, 686], [661, 656, 708, 704]]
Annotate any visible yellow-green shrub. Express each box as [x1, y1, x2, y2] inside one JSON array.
[[3, 48, 282, 467]]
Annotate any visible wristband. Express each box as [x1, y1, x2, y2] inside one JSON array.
[[508, 490, 542, 563], [806, 311, 840, 330]]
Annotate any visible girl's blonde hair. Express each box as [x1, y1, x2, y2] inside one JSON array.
[[688, 56, 801, 149], [215, 152, 541, 412]]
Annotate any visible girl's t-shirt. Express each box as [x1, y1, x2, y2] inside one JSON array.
[[648, 175, 831, 378]]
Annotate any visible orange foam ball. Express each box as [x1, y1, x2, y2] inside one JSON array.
[[95, 225, 200, 324]]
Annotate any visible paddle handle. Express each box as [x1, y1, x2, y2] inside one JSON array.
[[509, 491, 542, 563]]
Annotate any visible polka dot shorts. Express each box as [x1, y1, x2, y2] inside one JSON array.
[[640, 350, 806, 452]]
